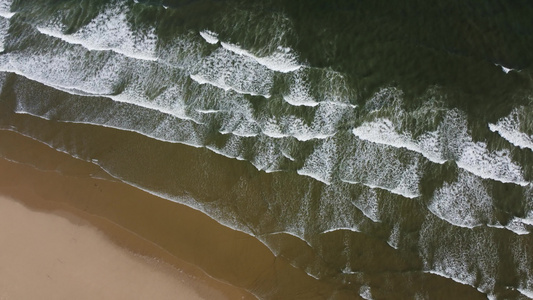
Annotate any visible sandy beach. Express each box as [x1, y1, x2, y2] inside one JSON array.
[[0, 195, 221, 300], [0, 129, 256, 299], [0, 129, 346, 299]]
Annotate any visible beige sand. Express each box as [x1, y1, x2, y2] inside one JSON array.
[[0, 129, 344, 299], [0, 195, 214, 300]]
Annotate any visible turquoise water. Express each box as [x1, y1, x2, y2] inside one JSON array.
[[0, 0, 532, 298]]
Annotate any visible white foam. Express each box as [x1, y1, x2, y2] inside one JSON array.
[[517, 289, 533, 299], [206, 135, 283, 173], [194, 109, 221, 114], [298, 139, 337, 185], [512, 238, 533, 299], [495, 63, 514, 74], [424, 270, 489, 297], [341, 269, 360, 275], [220, 41, 302, 73], [457, 143, 528, 186], [283, 94, 319, 107], [3, 63, 208, 128], [0, 0, 14, 19], [214, 99, 261, 138], [340, 179, 418, 199], [260, 101, 350, 142], [199, 30, 219, 44], [0, 16, 8, 52], [282, 68, 319, 107], [419, 216, 498, 296], [219, 130, 258, 138], [351, 188, 381, 223], [359, 286, 373, 300], [297, 169, 331, 185], [387, 223, 400, 249], [354, 108, 528, 186], [338, 136, 423, 199], [503, 218, 530, 235], [205, 145, 245, 161], [353, 118, 445, 164], [429, 170, 493, 229], [258, 231, 312, 248], [365, 182, 419, 199], [489, 107, 533, 151], [191, 47, 273, 98], [190, 74, 270, 98], [440, 110, 528, 186], [0, 10, 13, 19], [281, 150, 295, 161], [261, 115, 336, 141], [283, 68, 356, 108], [36, 4, 157, 61], [320, 227, 360, 234]]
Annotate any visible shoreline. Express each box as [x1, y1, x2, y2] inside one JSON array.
[[0, 128, 347, 299], [0, 158, 254, 299], [0, 195, 233, 300]]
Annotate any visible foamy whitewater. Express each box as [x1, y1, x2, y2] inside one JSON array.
[[0, 0, 532, 299]]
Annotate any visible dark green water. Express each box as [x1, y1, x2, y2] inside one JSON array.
[[0, 0, 532, 298]]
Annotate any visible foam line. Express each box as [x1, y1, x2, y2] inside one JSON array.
[[190, 74, 271, 98], [220, 41, 302, 73], [199, 30, 219, 44]]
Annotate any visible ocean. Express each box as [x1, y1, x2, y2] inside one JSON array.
[[0, 0, 532, 298]]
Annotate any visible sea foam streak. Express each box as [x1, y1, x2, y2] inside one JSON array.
[[199, 30, 219, 44]]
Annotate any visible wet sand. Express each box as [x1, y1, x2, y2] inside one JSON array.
[[0, 129, 351, 299], [0, 130, 255, 299]]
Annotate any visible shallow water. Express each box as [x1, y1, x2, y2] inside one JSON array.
[[0, 0, 532, 298]]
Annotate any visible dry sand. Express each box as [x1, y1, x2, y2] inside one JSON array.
[[0, 195, 208, 300]]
